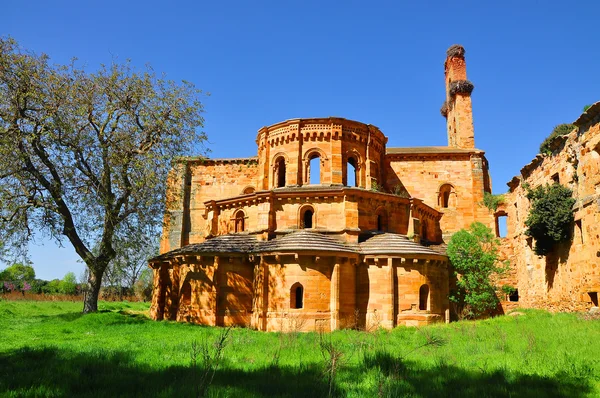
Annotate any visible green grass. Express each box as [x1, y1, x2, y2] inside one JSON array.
[[1, 300, 599, 397]]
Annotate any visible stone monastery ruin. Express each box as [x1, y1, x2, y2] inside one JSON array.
[[149, 45, 600, 331]]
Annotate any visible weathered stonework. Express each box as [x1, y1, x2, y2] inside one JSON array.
[[498, 102, 600, 313], [150, 45, 494, 331]]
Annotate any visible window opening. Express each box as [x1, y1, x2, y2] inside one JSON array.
[[376, 210, 388, 232], [291, 283, 304, 309], [495, 214, 507, 238], [303, 209, 314, 229], [589, 292, 598, 307], [180, 281, 191, 306], [438, 184, 454, 208], [347, 158, 358, 187], [235, 211, 245, 233], [276, 157, 286, 188], [575, 220, 584, 244], [551, 173, 560, 184], [419, 284, 429, 311], [309, 155, 321, 184], [509, 289, 519, 302]]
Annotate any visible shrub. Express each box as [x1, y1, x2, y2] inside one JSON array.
[[539, 124, 576, 155], [447, 222, 507, 319], [583, 104, 592, 112], [483, 192, 504, 211], [524, 183, 575, 255]]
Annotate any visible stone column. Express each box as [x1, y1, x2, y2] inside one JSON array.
[[330, 260, 341, 331], [388, 257, 395, 329]]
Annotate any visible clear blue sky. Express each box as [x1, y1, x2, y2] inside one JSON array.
[[2, 1, 598, 280]]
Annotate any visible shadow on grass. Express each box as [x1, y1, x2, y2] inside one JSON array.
[[0, 346, 593, 397], [354, 350, 593, 397], [0, 346, 328, 397]]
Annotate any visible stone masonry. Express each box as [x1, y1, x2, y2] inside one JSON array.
[[149, 45, 495, 331]]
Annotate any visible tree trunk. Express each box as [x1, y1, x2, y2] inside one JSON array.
[[83, 267, 104, 313]]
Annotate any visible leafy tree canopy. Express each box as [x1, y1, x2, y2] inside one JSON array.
[[524, 183, 575, 256], [0, 38, 207, 312], [0, 263, 35, 282], [447, 222, 507, 319]]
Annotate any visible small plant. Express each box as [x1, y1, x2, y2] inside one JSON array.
[[190, 326, 232, 397], [524, 183, 576, 255], [319, 332, 344, 397], [482, 192, 505, 211], [539, 124, 576, 155], [583, 104, 592, 112], [501, 285, 516, 296], [370, 181, 383, 193]]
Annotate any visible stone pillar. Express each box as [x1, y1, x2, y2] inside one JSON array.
[[388, 257, 395, 329], [330, 260, 341, 331], [444, 45, 475, 149]]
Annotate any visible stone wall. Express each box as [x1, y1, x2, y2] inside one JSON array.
[[385, 152, 493, 236], [500, 103, 600, 312]]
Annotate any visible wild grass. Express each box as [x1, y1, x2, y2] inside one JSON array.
[[0, 300, 599, 397]]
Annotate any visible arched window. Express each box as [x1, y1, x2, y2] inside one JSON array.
[[438, 184, 455, 208], [419, 284, 429, 311], [290, 283, 304, 309], [181, 281, 192, 306], [234, 210, 245, 233], [274, 157, 286, 188], [303, 209, 314, 229], [242, 186, 255, 194], [309, 154, 321, 184], [347, 158, 358, 187]]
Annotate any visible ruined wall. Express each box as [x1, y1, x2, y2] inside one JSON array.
[[501, 105, 600, 312]]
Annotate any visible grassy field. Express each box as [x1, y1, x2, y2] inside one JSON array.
[[0, 300, 599, 397]]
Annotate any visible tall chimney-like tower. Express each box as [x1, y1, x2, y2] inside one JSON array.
[[442, 45, 475, 149]]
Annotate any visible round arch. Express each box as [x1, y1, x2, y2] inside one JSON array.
[[241, 186, 256, 195], [437, 183, 456, 209], [298, 204, 316, 229], [271, 152, 290, 188], [344, 149, 363, 187], [302, 148, 329, 185]]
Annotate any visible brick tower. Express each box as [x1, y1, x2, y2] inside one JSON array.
[[443, 45, 475, 149]]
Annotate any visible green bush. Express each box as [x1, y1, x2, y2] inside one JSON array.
[[482, 192, 504, 211], [524, 183, 575, 255], [447, 222, 507, 319], [539, 124, 575, 155]]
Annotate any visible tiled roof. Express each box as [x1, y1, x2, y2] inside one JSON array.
[[150, 234, 259, 261], [360, 234, 445, 257], [258, 230, 359, 254], [151, 231, 447, 261]]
